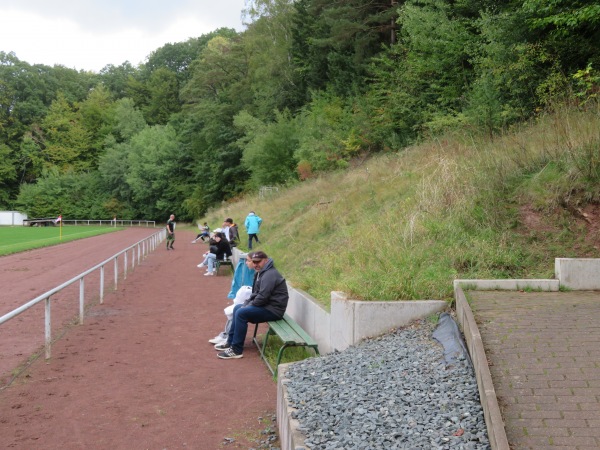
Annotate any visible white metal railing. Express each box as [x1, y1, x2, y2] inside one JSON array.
[[0, 228, 166, 359], [21, 219, 156, 227], [63, 219, 156, 227]]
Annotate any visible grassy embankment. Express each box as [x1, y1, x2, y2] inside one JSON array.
[[0, 226, 121, 256], [202, 104, 600, 309]]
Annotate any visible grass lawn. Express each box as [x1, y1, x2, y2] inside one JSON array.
[[0, 225, 122, 256]]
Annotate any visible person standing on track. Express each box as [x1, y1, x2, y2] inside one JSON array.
[[166, 214, 176, 250]]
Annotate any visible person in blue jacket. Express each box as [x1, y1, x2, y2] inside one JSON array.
[[244, 211, 263, 250]]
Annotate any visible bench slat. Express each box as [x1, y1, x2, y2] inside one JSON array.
[[268, 320, 306, 344], [253, 313, 320, 379], [281, 314, 318, 346]]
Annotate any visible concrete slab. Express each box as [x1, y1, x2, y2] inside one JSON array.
[[454, 279, 559, 291], [556, 258, 600, 290]]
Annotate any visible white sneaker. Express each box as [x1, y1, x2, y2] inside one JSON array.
[[209, 336, 227, 344], [204, 271, 214, 276], [191, 240, 197, 244], [197, 263, 205, 268]]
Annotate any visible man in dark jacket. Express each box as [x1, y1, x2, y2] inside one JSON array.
[[216, 250, 288, 359], [166, 214, 176, 250], [197, 232, 232, 276]]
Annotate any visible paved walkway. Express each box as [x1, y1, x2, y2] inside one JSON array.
[[470, 290, 600, 450]]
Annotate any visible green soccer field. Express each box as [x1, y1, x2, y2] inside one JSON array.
[[0, 226, 122, 256]]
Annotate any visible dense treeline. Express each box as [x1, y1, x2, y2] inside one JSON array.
[[1, 0, 598, 221]]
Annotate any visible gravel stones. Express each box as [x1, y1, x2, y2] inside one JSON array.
[[283, 320, 490, 450]]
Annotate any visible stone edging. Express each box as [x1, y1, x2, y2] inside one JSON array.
[[277, 363, 309, 450], [454, 283, 510, 450]]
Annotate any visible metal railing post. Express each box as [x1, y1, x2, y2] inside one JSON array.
[[124, 251, 128, 279], [100, 265, 104, 304], [45, 296, 52, 359], [114, 256, 118, 290], [79, 278, 85, 324]]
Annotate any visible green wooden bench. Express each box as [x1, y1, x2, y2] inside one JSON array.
[[252, 313, 320, 378], [214, 259, 233, 276]]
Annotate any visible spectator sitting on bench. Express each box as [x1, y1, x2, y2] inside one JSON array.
[[191, 222, 210, 243], [215, 251, 288, 359], [197, 232, 232, 276], [208, 254, 256, 346]]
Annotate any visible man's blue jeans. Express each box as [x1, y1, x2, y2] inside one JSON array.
[[228, 304, 280, 354]]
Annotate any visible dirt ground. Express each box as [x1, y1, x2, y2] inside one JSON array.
[[0, 228, 277, 449]]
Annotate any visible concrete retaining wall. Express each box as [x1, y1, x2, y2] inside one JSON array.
[[286, 288, 446, 354], [329, 291, 447, 352], [453, 258, 600, 292], [285, 286, 332, 353], [555, 258, 600, 290], [277, 285, 447, 449]]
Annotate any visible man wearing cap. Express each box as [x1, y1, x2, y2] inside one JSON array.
[[215, 251, 288, 359]]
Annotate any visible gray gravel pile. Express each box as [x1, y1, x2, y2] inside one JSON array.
[[283, 320, 490, 450]]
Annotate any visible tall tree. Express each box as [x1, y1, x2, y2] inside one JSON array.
[[143, 30, 238, 84], [40, 92, 92, 172], [16, 170, 111, 219], [522, 0, 600, 74], [243, 0, 299, 115], [98, 137, 134, 215], [290, 0, 399, 97], [77, 84, 115, 165], [237, 109, 298, 187], [110, 97, 147, 142], [99, 62, 139, 99], [366, 0, 478, 142], [178, 34, 252, 213], [125, 125, 186, 219], [97, 99, 148, 216], [0, 143, 17, 207], [143, 67, 181, 125]]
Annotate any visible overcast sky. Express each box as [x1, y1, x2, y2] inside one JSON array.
[[0, 0, 247, 72]]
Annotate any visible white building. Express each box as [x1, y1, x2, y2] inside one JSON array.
[[0, 211, 28, 226]]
